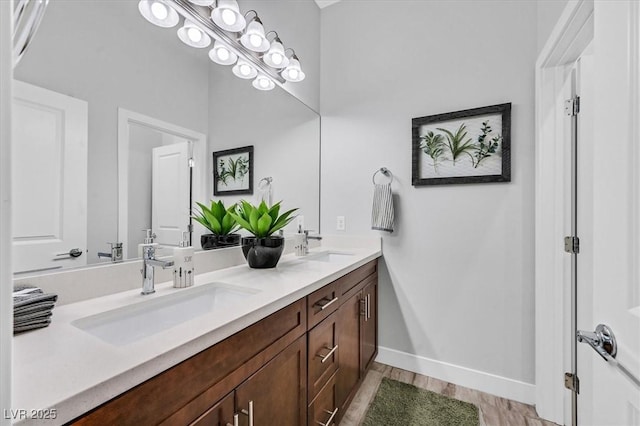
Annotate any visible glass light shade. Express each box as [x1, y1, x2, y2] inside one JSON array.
[[263, 41, 289, 69], [252, 74, 275, 91], [138, 0, 179, 28], [208, 41, 238, 65], [281, 58, 305, 82], [188, 0, 215, 5], [211, 0, 246, 32], [240, 20, 270, 53], [232, 59, 257, 79], [177, 20, 211, 48]]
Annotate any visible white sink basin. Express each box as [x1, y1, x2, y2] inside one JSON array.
[[304, 251, 355, 263], [72, 283, 259, 346]]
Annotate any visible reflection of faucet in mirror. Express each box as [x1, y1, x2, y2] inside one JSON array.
[[97, 242, 123, 263], [140, 231, 174, 295]]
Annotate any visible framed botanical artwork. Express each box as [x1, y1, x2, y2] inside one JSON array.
[[213, 145, 253, 196], [412, 103, 511, 186]]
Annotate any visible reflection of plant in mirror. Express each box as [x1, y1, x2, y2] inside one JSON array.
[[229, 200, 298, 238], [193, 200, 240, 236], [218, 156, 249, 185], [419, 131, 446, 171], [437, 124, 475, 165], [473, 120, 501, 168]]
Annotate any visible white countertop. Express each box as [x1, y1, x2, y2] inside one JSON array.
[[12, 238, 381, 425]]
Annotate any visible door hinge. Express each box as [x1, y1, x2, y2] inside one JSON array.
[[564, 236, 580, 254], [565, 96, 580, 116], [564, 372, 580, 393]]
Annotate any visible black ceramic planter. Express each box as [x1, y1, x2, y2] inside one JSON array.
[[200, 233, 241, 250], [241, 236, 285, 269]]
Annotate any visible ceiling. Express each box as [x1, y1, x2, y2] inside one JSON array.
[[314, 0, 342, 9]]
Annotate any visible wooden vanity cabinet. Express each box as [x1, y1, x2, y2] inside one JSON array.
[[69, 259, 378, 426]]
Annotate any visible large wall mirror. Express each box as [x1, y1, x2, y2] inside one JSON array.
[[12, 1, 320, 275]]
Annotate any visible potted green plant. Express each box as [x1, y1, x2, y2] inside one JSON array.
[[193, 200, 241, 250], [228, 200, 298, 269]]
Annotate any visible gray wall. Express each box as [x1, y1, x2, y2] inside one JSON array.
[[537, 0, 570, 54], [320, 0, 537, 385], [14, 1, 210, 262]]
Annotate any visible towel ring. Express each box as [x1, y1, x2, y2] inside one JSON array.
[[372, 167, 393, 185], [258, 177, 273, 189]]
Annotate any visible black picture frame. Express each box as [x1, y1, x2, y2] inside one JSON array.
[[411, 103, 511, 186], [213, 145, 254, 196]]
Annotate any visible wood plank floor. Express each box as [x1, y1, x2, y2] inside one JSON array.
[[339, 362, 560, 426]]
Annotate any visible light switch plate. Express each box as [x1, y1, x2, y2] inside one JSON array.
[[336, 216, 345, 231]]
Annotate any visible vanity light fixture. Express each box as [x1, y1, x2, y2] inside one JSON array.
[[210, 0, 246, 32], [208, 40, 237, 65], [263, 31, 289, 69], [239, 11, 270, 53], [232, 59, 257, 79], [177, 19, 211, 48], [138, 0, 179, 28], [281, 49, 305, 82], [139, 0, 306, 91], [252, 73, 275, 91], [187, 0, 214, 6]]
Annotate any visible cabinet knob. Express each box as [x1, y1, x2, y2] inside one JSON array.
[[317, 407, 338, 426], [226, 413, 239, 426], [316, 345, 339, 363], [240, 400, 254, 426]]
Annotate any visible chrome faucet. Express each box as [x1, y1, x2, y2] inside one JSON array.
[[141, 244, 174, 295], [299, 226, 322, 255], [97, 242, 123, 263]]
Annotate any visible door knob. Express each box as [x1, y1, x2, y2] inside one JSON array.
[[577, 323, 617, 361]]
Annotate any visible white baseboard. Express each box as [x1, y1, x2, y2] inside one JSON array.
[[376, 346, 536, 405]]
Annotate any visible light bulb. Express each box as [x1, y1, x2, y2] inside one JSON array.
[[240, 64, 251, 76], [259, 78, 269, 88], [271, 53, 283, 65], [221, 8, 236, 26], [150, 1, 168, 20], [217, 47, 230, 61], [249, 34, 262, 48], [289, 68, 299, 80], [187, 27, 202, 43]]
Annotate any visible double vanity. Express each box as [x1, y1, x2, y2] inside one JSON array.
[[12, 236, 381, 425]]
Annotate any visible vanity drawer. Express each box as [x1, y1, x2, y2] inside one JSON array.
[[308, 311, 339, 402], [307, 280, 339, 329], [309, 372, 339, 426], [337, 260, 377, 300]]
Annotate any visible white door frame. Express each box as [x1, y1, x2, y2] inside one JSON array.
[[0, 0, 13, 421], [117, 108, 207, 258], [535, 0, 594, 423]]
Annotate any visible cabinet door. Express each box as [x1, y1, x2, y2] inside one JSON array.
[[361, 280, 377, 372], [191, 391, 235, 426], [336, 291, 362, 414], [235, 336, 307, 426]]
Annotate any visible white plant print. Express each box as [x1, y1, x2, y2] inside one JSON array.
[[418, 114, 503, 179], [216, 153, 250, 191]]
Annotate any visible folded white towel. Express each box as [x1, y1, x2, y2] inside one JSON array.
[[371, 183, 394, 232]]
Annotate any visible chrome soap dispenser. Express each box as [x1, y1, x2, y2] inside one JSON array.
[[173, 231, 194, 288]]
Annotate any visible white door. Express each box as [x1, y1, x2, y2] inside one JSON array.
[[579, 2, 640, 424], [151, 142, 191, 247], [11, 81, 88, 274]]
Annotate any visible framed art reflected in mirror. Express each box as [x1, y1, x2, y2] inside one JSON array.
[[213, 145, 254, 196]]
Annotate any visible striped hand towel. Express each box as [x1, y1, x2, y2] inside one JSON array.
[[371, 183, 394, 232]]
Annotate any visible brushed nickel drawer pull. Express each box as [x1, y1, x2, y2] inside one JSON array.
[[314, 296, 338, 311], [317, 407, 339, 426], [240, 400, 253, 426], [226, 413, 239, 426], [316, 345, 338, 363]]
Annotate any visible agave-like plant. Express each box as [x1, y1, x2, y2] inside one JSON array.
[[419, 131, 446, 171], [437, 124, 475, 165], [193, 200, 240, 236], [229, 200, 298, 238]]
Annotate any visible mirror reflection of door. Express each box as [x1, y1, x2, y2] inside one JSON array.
[[11, 81, 88, 274], [127, 123, 191, 257]]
